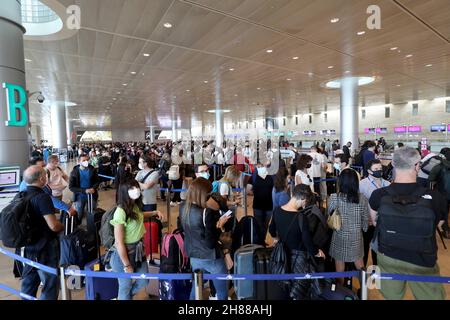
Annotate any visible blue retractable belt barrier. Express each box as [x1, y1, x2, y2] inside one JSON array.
[[0, 283, 38, 300], [0, 247, 58, 276], [98, 174, 115, 180]]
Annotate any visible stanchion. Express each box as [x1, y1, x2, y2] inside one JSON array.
[[194, 269, 204, 300], [213, 165, 217, 182], [59, 267, 71, 300], [241, 174, 248, 216], [360, 269, 368, 301], [166, 185, 171, 232]]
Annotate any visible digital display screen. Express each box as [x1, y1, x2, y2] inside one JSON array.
[[79, 131, 112, 141], [320, 129, 336, 135], [303, 130, 316, 136], [394, 126, 407, 133], [365, 128, 375, 134], [0, 172, 17, 186], [376, 128, 387, 133], [430, 125, 446, 132], [408, 125, 422, 132]]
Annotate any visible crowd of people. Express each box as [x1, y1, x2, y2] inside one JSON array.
[[7, 138, 450, 300]]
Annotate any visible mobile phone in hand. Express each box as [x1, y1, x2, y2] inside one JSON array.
[[222, 210, 232, 217]]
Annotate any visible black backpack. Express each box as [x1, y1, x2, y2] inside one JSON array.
[[303, 206, 330, 249], [420, 156, 442, 176], [376, 187, 436, 255], [437, 165, 450, 200], [0, 192, 41, 248]]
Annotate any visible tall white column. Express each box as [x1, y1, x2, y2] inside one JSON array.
[[215, 111, 224, 147], [340, 77, 359, 150], [0, 0, 30, 171], [51, 103, 68, 149]]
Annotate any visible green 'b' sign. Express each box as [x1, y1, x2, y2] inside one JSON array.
[[3, 82, 28, 127]]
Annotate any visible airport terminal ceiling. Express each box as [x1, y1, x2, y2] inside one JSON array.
[[25, 0, 450, 130]]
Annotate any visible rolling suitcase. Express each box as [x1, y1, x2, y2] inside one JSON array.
[[85, 258, 119, 300], [60, 214, 93, 269], [253, 247, 289, 300], [144, 217, 162, 258], [145, 217, 162, 298], [319, 282, 359, 300]]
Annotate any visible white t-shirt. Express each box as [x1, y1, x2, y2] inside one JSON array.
[[295, 170, 314, 193], [219, 182, 231, 199], [308, 152, 326, 178]]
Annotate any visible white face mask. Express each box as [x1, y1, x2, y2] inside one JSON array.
[[138, 163, 144, 170], [197, 172, 210, 180], [81, 160, 89, 168], [128, 188, 141, 200], [257, 167, 268, 179], [333, 163, 341, 171]]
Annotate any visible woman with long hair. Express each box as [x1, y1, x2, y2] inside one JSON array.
[[110, 180, 164, 300], [180, 178, 231, 300], [272, 166, 290, 209], [295, 154, 314, 193], [328, 169, 369, 282], [216, 165, 242, 208]]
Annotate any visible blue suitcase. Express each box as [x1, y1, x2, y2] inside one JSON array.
[[85, 258, 119, 300]]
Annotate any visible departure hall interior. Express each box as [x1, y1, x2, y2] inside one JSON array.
[[0, 0, 450, 303]]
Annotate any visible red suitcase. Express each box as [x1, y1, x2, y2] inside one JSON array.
[[144, 217, 161, 258]]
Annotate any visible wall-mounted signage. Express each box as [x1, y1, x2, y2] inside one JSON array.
[[303, 130, 316, 136], [2, 82, 28, 127], [430, 125, 446, 132], [394, 126, 407, 133], [376, 128, 387, 133], [408, 125, 422, 133], [320, 129, 336, 135]]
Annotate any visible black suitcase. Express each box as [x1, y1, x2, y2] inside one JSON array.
[[253, 247, 289, 300], [319, 282, 359, 300], [85, 194, 104, 262]]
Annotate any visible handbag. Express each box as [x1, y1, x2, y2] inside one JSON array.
[[327, 196, 342, 231]]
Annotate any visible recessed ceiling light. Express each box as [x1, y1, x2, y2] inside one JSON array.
[[357, 31, 366, 35], [229, 68, 235, 71], [163, 22, 172, 28], [396, 84, 401, 87], [143, 53, 150, 57], [308, 72, 314, 76], [292, 56, 299, 60], [257, 87, 261, 90], [186, 89, 190, 92], [390, 47, 398, 51], [142, 73, 145, 76], [112, 98, 117, 101], [330, 18, 340, 23], [36, 75, 44, 79], [328, 66, 334, 69], [425, 64, 432, 67], [405, 54, 413, 58], [266, 49, 273, 53], [344, 70, 351, 74], [234, 94, 238, 97], [122, 83, 127, 86], [203, 80, 208, 83], [131, 71, 136, 75], [24, 58, 32, 62], [117, 92, 121, 94], [286, 78, 292, 81]]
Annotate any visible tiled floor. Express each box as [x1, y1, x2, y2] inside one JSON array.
[[1, 161, 449, 300]]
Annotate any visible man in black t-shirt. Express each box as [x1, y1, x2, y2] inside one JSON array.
[[369, 147, 446, 300], [21, 165, 64, 300]]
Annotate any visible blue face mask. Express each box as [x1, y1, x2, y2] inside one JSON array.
[[198, 172, 210, 180]]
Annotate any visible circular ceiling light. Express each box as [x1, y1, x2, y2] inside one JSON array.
[[324, 76, 376, 89], [163, 22, 173, 28]]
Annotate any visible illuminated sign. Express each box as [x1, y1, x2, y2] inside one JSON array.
[[430, 125, 446, 132], [2, 83, 28, 127]]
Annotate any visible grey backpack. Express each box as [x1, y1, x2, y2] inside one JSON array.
[[100, 207, 117, 249]]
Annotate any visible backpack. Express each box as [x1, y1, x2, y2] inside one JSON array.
[[303, 205, 330, 249], [421, 156, 442, 176], [437, 165, 450, 200], [99, 207, 117, 250], [0, 192, 41, 248], [159, 229, 191, 300], [168, 165, 180, 180], [60, 228, 91, 268], [376, 187, 436, 255]]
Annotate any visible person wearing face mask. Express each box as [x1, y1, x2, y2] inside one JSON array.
[[69, 154, 100, 225], [369, 147, 446, 300], [110, 180, 164, 300], [269, 184, 326, 300], [247, 162, 274, 238], [19, 165, 65, 300], [135, 155, 160, 212], [333, 154, 350, 176], [359, 159, 391, 267], [295, 154, 314, 193]]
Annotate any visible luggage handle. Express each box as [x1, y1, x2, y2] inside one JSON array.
[[65, 212, 74, 236]]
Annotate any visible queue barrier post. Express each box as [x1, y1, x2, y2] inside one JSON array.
[[193, 269, 204, 300], [360, 269, 368, 301]]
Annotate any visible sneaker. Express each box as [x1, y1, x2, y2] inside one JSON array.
[[170, 201, 177, 207], [209, 294, 218, 300]]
